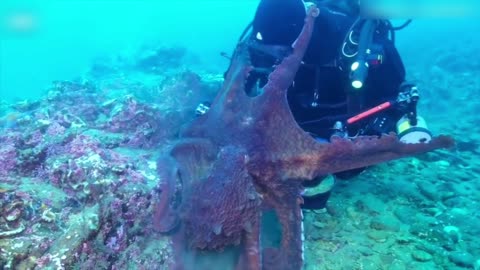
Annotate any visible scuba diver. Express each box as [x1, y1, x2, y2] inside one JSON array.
[[196, 0, 433, 209]]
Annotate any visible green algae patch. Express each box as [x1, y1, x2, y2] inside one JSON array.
[[17, 178, 67, 208]]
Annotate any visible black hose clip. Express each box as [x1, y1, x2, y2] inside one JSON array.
[[396, 82, 419, 125], [195, 102, 211, 116]]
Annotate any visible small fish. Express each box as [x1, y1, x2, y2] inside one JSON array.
[[0, 112, 21, 129]]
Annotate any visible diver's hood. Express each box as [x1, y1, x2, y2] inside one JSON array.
[[252, 0, 306, 45]]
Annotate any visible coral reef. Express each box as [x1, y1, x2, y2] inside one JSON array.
[[0, 44, 218, 269]]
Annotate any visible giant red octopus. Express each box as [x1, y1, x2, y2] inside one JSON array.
[[153, 5, 454, 270]]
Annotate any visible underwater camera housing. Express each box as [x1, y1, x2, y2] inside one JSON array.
[[396, 115, 432, 144], [346, 81, 432, 144], [395, 82, 432, 144]]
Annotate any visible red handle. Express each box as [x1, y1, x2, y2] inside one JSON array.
[[347, 101, 392, 125]]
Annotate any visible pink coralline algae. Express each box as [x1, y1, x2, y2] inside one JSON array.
[[106, 224, 127, 252], [0, 139, 17, 177], [45, 122, 67, 137], [66, 135, 102, 157], [0, 44, 221, 269]]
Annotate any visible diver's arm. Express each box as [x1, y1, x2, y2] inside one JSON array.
[[363, 40, 431, 143]]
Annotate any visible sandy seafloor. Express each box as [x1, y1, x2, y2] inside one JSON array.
[[1, 23, 479, 270]]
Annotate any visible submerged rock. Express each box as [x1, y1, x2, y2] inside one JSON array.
[[394, 206, 417, 224], [474, 259, 480, 270], [41, 204, 100, 269], [412, 250, 433, 262], [417, 182, 439, 201], [370, 216, 401, 232], [388, 260, 407, 270], [448, 251, 475, 268], [367, 230, 389, 243], [443, 225, 462, 243], [357, 245, 374, 256]]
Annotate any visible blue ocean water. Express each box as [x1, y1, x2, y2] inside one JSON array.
[[1, 1, 478, 102], [0, 0, 258, 102]]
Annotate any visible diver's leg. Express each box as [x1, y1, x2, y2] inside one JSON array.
[[301, 174, 336, 210], [334, 167, 366, 179]]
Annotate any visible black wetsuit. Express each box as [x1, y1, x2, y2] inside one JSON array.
[[250, 6, 407, 140]]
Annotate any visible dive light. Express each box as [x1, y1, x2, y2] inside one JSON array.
[[349, 19, 376, 90], [350, 60, 369, 89]]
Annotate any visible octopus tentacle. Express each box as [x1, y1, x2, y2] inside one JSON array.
[[263, 5, 319, 94], [261, 184, 304, 270], [153, 156, 181, 233], [236, 211, 262, 270], [154, 3, 454, 270]]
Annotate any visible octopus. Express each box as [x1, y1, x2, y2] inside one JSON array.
[[153, 5, 454, 270]]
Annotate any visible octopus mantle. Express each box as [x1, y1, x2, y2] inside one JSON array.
[[153, 6, 454, 270]]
